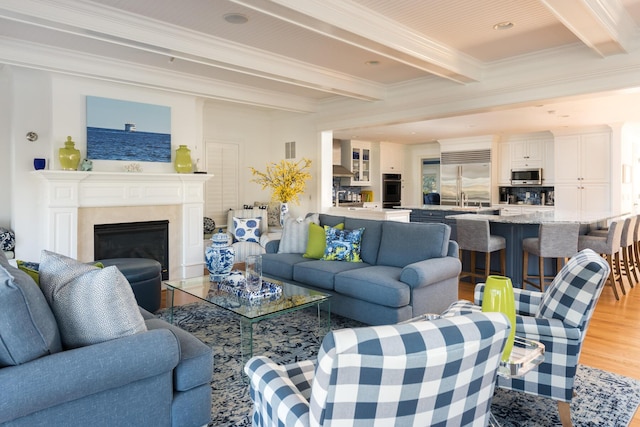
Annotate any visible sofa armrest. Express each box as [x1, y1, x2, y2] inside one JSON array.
[[145, 318, 213, 391], [447, 240, 459, 257], [265, 239, 280, 253], [400, 256, 462, 289], [515, 316, 580, 341], [0, 329, 179, 424]]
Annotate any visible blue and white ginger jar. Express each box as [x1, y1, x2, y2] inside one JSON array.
[[205, 229, 235, 282]]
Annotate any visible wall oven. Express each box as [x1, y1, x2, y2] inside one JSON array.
[[382, 173, 402, 208]]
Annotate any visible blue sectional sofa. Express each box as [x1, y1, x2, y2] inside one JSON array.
[[0, 253, 213, 427], [261, 214, 461, 325]]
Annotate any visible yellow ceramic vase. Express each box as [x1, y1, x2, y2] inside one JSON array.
[[174, 145, 193, 173], [59, 136, 81, 171], [482, 275, 516, 362]]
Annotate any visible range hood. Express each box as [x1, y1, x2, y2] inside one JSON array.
[[333, 164, 355, 177]]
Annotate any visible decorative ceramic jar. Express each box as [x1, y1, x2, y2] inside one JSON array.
[[174, 145, 193, 173], [279, 202, 289, 227], [59, 136, 81, 171], [482, 275, 516, 362], [205, 228, 235, 282]]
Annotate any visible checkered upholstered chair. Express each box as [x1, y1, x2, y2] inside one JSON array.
[[244, 312, 510, 427], [441, 248, 609, 427]]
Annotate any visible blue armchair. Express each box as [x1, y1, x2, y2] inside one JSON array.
[[244, 312, 510, 427], [442, 248, 609, 427], [0, 252, 213, 427]]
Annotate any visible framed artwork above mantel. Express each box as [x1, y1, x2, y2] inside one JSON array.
[[86, 96, 172, 163]]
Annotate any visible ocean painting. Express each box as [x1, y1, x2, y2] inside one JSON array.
[[86, 96, 171, 162]]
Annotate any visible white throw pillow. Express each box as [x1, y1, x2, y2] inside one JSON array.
[[278, 214, 319, 254], [38, 250, 147, 349]]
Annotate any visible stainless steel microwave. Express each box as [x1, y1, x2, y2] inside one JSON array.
[[511, 168, 542, 185]]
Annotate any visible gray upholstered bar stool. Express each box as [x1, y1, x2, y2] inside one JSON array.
[[456, 218, 506, 284], [578, 219, 624, 300], [587, 216, 637, 290], [522, 223, 580, 292]]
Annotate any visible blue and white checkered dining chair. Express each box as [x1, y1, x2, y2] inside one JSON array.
[[244, 312, 510, 427], [441, 248, 610, 427]]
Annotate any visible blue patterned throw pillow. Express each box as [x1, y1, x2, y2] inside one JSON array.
[[322, 226, 365, 262], [233, 217, 261, 243], [0, 227, 15, 252]]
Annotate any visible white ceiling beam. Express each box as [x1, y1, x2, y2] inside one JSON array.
[[0, 37, 318, 113], [0, 0, 386, 101], [540, 0, 637, 56], [230, 0, 482, 84]]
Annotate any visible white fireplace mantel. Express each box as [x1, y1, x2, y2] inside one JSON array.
[[33, 170, 213, 278]]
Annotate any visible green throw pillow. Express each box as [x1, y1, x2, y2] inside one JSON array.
[[17, 260, 105, 285], [304, 222, 344, 259]]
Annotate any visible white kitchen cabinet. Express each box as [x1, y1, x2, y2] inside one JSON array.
[[380, 141, 404, 173], [554, 131, 611, 213], [511, 139, 543, 168], [543, 139, 554, 184], [497, 142, 511, 185], [341, 140, 372, 186]]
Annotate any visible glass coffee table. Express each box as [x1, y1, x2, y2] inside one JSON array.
[[163, 275, 332, 365]]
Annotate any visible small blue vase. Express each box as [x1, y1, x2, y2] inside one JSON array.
[[205, 229, 235, 282]]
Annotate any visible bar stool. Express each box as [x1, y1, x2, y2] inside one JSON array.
[[620, 216, 638, 288], [522, 222, 580, 292], [578, 219, 624, 300], [456, 218, 506, 283]]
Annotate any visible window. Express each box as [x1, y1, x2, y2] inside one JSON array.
[[205, 141, 239, 229]]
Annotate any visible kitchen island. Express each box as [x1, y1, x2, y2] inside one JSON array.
[[329, 207, 411, 222], [448, 210, 624, 287]]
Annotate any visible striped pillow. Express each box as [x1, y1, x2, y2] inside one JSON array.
[[278, 214, 319, 254]]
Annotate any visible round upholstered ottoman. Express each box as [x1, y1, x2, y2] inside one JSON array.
[[97, 258, 162, 313]]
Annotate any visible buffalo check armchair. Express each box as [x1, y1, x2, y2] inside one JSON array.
[[244, 312, 510, 427], [442, 248, 609, 427]]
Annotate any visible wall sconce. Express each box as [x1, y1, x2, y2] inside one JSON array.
[[26, 132, 38, 142]]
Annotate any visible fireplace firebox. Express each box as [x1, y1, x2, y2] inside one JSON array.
[[94, 220, 169, 279]]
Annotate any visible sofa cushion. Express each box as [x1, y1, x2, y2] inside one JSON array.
[[39, 250, 147, 349], [343, 218, 383, 265], [322, 227, 365, 262], [278, 214, 319, 254], [262, 253, 307, 280], [233, 217, 261, 243], [0, 253, 62, 367], [334, 266, 410, 308], [377, 222, 451, 268], [293, 259, 369, 290], [304, 222, 344, 259]]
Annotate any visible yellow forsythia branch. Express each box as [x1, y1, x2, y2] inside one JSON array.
[[249, 158, 312, 204]]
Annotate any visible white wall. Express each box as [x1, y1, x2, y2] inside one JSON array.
[[0, 66, 12, 227], [8, 66, 203, 260]]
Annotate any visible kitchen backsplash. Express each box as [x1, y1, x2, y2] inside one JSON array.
[[499, 186, 555, 206]]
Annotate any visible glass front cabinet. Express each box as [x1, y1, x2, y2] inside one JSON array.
[[341, 140, 371, 186]]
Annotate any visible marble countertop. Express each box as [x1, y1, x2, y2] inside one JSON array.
[[447, 210, 627, 224], [399, 205, 497, 213]]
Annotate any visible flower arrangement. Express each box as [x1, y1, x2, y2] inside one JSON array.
[[250, 158, 312, 204]]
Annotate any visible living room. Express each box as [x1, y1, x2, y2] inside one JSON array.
[[2, 1, 640, 426]]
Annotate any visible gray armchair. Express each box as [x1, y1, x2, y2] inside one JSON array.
[[244, 312, 510, 427]]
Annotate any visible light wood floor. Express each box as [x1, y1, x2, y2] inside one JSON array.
[[459, 275, 640, 426]]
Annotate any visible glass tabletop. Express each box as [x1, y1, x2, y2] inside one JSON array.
[[164, 275, 331, 321]]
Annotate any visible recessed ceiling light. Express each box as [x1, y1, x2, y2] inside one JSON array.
[[493, 21, 514, 30], [365, 60, 380, 66], [224, 13, 248, 24]]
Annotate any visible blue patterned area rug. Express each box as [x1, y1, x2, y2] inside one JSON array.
[[157, 303, 640, 427]]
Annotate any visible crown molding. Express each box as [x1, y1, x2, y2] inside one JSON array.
[[0, 0, 385, 101], [0, 37, 318, 113]]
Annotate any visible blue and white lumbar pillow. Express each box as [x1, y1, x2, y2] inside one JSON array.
[[233, 217, 261, 243]]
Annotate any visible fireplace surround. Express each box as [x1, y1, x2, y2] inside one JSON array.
[[34, 170, 212, 279]]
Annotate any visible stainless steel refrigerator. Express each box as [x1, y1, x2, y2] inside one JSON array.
[[440, 150, 491, 206]]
